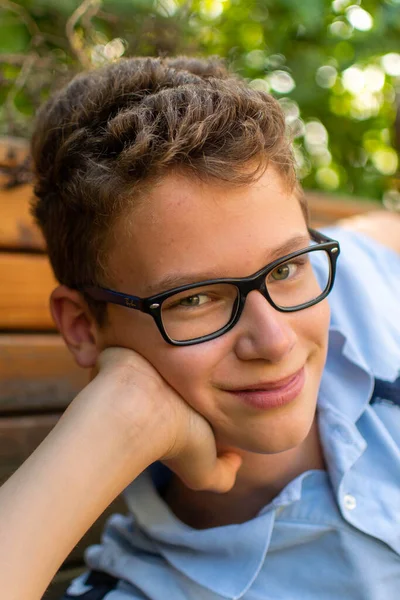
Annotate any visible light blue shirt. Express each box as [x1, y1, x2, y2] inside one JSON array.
[[65, 228, 400, 599]]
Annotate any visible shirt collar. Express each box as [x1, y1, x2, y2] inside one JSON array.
[[319, 232, 400, 420], [326, 227, 400, 384], [124, 465, 276, 599], [318, 326, 374, 423]]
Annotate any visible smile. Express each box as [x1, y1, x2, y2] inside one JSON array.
[[225, 367, 306, 410]]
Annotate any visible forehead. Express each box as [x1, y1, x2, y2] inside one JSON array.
[[107, 167, 307, 294]]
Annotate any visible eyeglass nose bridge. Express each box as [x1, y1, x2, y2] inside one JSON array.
[[235, 268, 277, 317]]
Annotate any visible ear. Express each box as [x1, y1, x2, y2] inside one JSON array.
[[50, 285, 101, 369]]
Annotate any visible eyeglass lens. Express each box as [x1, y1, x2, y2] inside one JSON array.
[[160, 248, 331, 342]]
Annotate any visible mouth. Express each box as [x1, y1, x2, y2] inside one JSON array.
[[223, 366, 306, 410]]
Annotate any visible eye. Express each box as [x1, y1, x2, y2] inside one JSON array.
[[270, 263, 297, 281], [178, 294, 211, 307]]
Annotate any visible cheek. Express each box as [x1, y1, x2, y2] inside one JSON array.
[[149, 340, 228, 408], [298, 299, 330, 361], [315, 299, 330, 343], [101, 308, 227, 410]]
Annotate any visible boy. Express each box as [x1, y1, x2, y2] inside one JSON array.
[[0, 56, 400, 600]]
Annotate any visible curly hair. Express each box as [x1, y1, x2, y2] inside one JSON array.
[[30, 55, 304, 322]]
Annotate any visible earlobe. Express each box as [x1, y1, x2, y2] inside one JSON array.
[[50, 285, 101, 368]]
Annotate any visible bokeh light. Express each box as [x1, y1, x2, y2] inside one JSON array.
[[316, 65, 338, 88], [346, 6, 373, 31], [269, 70, 296, 94], [381, 53, 400, 76]]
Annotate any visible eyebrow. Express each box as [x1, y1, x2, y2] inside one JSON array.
[[145, 233, 311, 296]]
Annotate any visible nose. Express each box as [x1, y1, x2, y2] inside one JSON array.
[[233, 290, 297, 362]]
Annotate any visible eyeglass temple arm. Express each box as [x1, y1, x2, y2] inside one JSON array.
[[80, 285, 145, 311], [307, 227, 335, 244]]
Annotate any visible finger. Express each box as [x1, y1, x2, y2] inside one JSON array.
[[203, 452, 243, 493], [170, 451, 242, 494]]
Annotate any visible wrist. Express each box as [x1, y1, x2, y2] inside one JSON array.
[[61, 368, 170, 476]]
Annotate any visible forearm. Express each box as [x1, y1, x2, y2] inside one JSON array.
[[0, 345, 241, 599], [0, 386, 160, 600]]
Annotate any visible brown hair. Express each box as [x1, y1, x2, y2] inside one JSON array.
[[30, 56, 304, 322]]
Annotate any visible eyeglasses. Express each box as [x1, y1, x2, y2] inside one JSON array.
[[81, 228, 340, 346]]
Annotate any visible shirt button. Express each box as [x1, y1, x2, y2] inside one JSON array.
[[343, 494, 357, 510]]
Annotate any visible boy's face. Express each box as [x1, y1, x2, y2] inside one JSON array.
[[99, 166, 330, 454]]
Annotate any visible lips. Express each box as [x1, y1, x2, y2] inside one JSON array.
[[226, 367, 304, 393], [224, 367, 305, 410]]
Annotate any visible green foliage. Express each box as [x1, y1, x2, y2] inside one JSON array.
[[1, 0, 400, 201]]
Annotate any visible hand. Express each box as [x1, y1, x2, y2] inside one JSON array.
[[88, 347, 242, 493], [0, 345, 239, 600]]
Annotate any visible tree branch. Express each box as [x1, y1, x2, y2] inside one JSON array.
[[0, 0, 42, 45], [65, 0, 102, 69]]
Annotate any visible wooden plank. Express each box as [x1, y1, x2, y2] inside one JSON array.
[[0, 253, 56, 330], [0, 414, 60, 485], [307, 191, 379, 224], [0, 335, 88, 412], [0, 137, 43, 250], [0, 184, 45, 250], [0, 414, 130, 495], [0, 176, 380, 251]]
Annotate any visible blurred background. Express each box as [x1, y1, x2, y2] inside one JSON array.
[[0, 0, 400, 205]]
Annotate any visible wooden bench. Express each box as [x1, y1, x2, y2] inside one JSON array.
[[0, 137, 381, 598]]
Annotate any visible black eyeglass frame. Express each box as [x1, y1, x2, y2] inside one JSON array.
[[80, 228, 340, 346]]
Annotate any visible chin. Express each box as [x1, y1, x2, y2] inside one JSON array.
[[217, 424, 312, 455], [242, 432, 311, 455], [217, 402, 317, 456]]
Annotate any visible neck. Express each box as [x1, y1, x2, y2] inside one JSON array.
[[162, 416, 325, 529]]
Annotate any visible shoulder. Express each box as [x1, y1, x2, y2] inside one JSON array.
[[335, 211, 400, 255], [322, 220, 400, 285], [322, 222, 400, 338], [322, 223, 400, 383]]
